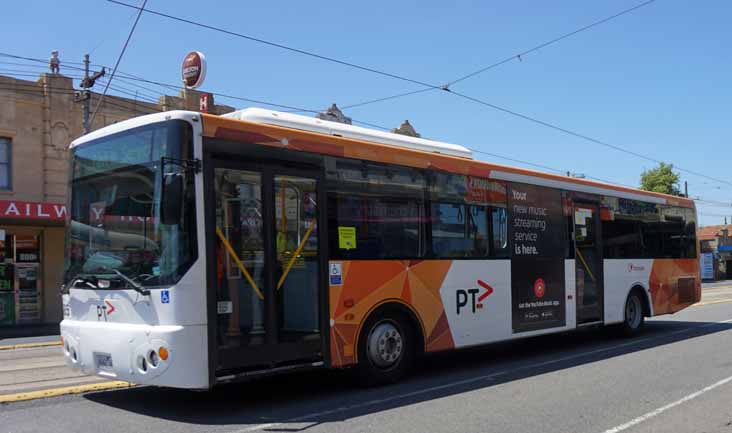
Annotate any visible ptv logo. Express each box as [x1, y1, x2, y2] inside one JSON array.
[[456, 280, 494, 315]]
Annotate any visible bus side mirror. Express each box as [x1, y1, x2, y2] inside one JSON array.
[[161, 172, 183, 225]]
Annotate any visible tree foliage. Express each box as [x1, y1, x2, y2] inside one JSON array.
[[640, 162, 682, 196]]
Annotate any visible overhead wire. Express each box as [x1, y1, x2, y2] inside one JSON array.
[[328, 0, 660, 111], [89, 0, 149, 127], [107, 0, 440, 90], [448, 0, 658, 87], [2, 78, 729, 211], [103, 0, 732, 190], [446, 89, 732, 188]]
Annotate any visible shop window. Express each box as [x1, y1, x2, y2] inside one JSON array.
[[15, 235, 40, 263], [0, 138, 10, 190]]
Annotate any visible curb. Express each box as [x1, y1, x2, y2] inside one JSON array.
[[0, 341, 62, 351], [0, 381, 134, 404]]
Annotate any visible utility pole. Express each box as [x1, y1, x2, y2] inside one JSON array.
[[684, 181, 688, 198], [82, 55, 90, 134], [76, 54, 105, 134]]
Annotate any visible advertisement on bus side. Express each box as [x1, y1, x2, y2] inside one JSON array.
[[508, 183, 566, 332]]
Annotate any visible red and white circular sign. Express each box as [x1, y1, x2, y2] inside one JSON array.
[[533, 278, 546, 299], [181, 51, 207, 89]]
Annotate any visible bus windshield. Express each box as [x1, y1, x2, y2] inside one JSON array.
[[64, 120, 197, 288]]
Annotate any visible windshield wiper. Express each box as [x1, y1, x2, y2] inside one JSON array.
[[98, 267, 151, 296], [62, 274, 101, 293], [110, 269, 151, 296]]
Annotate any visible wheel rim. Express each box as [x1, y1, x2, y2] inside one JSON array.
[[366, 321, 404, 369], [626, 296, 642, 329]]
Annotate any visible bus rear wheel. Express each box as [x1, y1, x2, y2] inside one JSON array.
[[620, 291, 645, 336], [356, 312, 414, 386]]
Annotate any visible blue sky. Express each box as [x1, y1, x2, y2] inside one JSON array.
[[2, 0, 730, 225]]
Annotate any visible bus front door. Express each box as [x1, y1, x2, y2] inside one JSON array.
[[208, 161, 325, 374], [574, 204, 604, 324]]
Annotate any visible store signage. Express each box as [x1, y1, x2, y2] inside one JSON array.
[[0, 200, 66, 221], [181, 51, 207, 89], [701, 252, 714, 280]]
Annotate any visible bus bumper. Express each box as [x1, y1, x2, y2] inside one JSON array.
[[60, 320, 210, 389]]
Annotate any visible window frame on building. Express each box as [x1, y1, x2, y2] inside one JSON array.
[[0, 137, 11, 190]]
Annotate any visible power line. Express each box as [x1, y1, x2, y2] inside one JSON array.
[[90, 0, 148, 127], [448, 0, 658, 87], [339, 0, 659, 111], [446, 89, 732, 188], [2, 56, 727, 192], [341, 88, 435, 111], [104, 0, 732, 190], [96, 77, 160, 103], [0, 53, 89, 74], [0, 82, 162, 115], [107, 0, 441, 90], [6, 76, 732, 206], [694, 198, 732, 207], [6, 38, 729, 192], [0, 52, 322, 113], [699, 212, 732, 218]]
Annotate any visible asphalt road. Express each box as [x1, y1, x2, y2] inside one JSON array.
[[2, 298, 731, 433]]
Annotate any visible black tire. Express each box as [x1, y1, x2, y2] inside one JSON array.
[[356, 312, 414, 386], [619, 291, 645, 337]]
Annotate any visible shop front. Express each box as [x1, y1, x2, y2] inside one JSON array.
[[0, 200, 66, 331]]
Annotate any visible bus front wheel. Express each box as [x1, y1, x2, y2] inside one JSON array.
[[356, 312, 414, 386]]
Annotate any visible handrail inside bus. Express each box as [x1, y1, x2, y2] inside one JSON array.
[[215, 226, 265, 300], [575, 247, 597, 283], [277, 221, 316, 291]]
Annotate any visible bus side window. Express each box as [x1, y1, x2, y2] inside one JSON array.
[[325, 157, 427, 260], [491, 206, 509, 258], [431, 203, 489, 258]]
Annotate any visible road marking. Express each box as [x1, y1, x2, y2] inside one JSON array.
[[602, 374, 732, 433], [702, 285, 732, 291], [692, 298, 732, 308], [0, 341, 62, 351], [0, 380, 134, 403], [229, 318, 732, 433]]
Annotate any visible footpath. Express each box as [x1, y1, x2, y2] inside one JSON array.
[[0, 330, 132, 403], [1, 283, 731, 404]]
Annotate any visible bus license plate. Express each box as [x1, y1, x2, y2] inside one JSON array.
[[94, 352, 113, 370]]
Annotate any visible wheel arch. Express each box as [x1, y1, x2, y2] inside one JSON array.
[[628, 283, 653, 317], [353, 299, 426, 364]]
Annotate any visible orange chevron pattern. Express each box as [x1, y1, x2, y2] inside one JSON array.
[[329, 260, 455, 367], [649, 258, 701, 315]]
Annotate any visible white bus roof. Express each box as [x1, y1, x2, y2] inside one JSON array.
[[222, 107, 473, 160]]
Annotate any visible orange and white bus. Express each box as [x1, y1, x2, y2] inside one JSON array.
[[61, 108, 700, 388]]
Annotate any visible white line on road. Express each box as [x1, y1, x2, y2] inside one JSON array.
[[230, 318, 732, 433], [602, 374, 732, 433]]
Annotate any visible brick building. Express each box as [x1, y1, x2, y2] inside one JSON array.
[[0, 70, 233, 329]]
